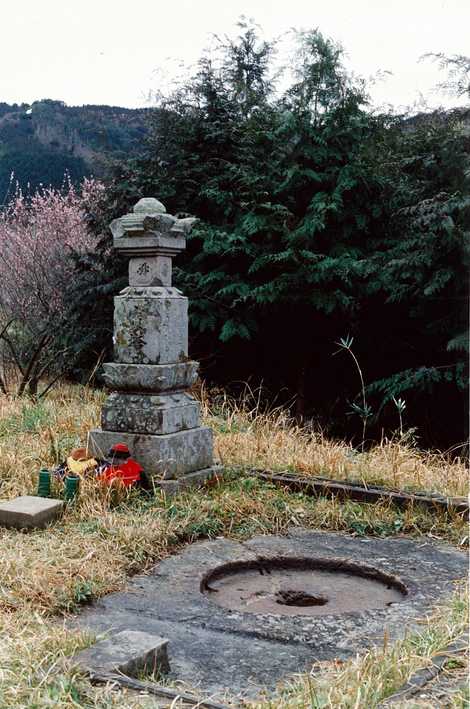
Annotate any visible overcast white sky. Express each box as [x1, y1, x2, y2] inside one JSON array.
[[1, 0, 468, 111]]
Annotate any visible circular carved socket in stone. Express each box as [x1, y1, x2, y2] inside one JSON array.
[[200, 556, 408, 617]]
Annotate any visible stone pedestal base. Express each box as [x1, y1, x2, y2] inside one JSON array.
[[88, 426, 214, 479], [156, 466, 221, 496]]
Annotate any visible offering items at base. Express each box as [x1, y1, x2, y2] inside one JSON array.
[[52, 443, 144, 488]]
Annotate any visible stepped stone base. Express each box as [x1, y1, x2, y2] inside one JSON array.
[[156, 466, 221, 495], [101, 391, 200, 435], [88, 426, 214, 479]]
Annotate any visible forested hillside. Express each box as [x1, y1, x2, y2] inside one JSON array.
[[1, 27, 467, 449], [0, 99, 150, 199]]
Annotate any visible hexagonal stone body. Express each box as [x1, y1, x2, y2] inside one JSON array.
[[88, 427, 214, 479], [114, 287, 187, 365], [101, 361, 199, 392], [101, 392, 200, 435]]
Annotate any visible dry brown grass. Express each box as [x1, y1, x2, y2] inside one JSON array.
[[0, 382, 465, 499], [202, 389, 468, 497], [0, 382, 467, 707], [0, 611, 166, 707], [0, 382, 467, 617]]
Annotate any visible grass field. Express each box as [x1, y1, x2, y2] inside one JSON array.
[[0, 384, 467, 707]]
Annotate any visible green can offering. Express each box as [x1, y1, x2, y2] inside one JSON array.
[[65, 474, 80, 503], [37, 469, 51, 498]]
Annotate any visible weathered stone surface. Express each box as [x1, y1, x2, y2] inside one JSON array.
[[112, 232, 186, 257], [129, 256, 172, 287], [0, 495, 63, 529], [88, 427, 214, 478], [114, 288, 188, 365], [101, 392, 200, 435], [110, 211, 175, 240], [170, 216, 198, 236], [101, 361, 199, 392], [73, 629, 170, 677], [90, 197, 215, 493], [157, 466, 221, 495], [133, 197, 166, 215], [72, 529, 468, 701], [110, 198, 197, 257]]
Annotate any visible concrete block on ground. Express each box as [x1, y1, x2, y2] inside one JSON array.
[[101, 391, 200, 435], [0, 495, 63, 529], [73, 630, 170, 677], [157, 466, 222, 496]]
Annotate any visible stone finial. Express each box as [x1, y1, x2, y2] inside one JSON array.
[[133, 197, 166, 215], [109, 197, 197, 259]]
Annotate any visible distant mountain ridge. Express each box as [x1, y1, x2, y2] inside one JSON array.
[[0, 99, 151, 199]]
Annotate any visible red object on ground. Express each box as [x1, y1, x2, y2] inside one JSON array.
[[111, 443, 130, 455], [101, 458, 143, 487]]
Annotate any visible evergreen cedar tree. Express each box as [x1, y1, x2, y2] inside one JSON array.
[[74, 26, 469, 448]]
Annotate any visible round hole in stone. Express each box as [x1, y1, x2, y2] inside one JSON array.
[[200, 556, 408, 617], [275, 589, 329, 607]]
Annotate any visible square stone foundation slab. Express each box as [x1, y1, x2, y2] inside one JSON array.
[[88, 426, 214, 478], [0, 495, 63, 529]]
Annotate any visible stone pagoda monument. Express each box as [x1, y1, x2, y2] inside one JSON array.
[[88, 197, 217, 493]]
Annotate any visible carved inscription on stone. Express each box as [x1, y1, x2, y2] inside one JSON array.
[[129, 256, 172, 287]]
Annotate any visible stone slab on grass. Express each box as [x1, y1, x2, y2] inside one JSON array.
[[74, 630, 170, 677], [0, 495, 63, 529], [72, 530, 468, 701]]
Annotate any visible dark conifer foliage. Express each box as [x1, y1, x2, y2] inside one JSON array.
[[76, 24, 469, 447]]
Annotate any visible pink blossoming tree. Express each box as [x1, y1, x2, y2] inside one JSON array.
[[0, 178, 105, 396]]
